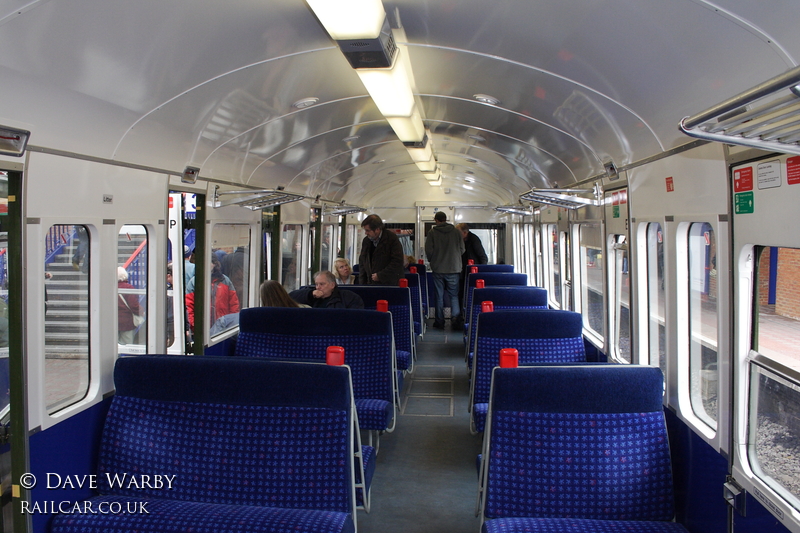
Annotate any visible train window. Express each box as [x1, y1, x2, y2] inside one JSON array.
[[345, 224, 358, 267], [45, 224, 90, 414], [282, 224, 303, 290], [687, 223, 718, 430], [579, 222, 604, 341], [117, 225, 148, 354], [609, 234, 631, 363], [749, 362, 800, 508], [546, 225, 561, 308], [208, 224, 250, 337], [321, 223, 335, 271], [644, 223, 666, 373]]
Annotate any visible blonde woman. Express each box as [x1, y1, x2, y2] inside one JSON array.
[[333, 258, 356, 285]]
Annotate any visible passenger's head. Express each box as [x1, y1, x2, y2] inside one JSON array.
[[333, 258, 352, 280], [260, 280, 300, 308], [434, 211, 447, 224], [456, 222, 469, 239], [314, 271, 337, 298], [361, 214, 384, 240], [404, 255, 416, 267], [117, 266, 129, 282]]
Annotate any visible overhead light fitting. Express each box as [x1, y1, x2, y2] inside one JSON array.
[[519, 188, 600, 209], [326, 203, 367, 216], [0, 125, 30, 157], [416, 157, 437, 173], [215, 189, 304, 210], [292, 97, 319, 109], [495, 205, 533, 216], [473, 94, 500, 105]]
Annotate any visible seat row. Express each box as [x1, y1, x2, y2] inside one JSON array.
[[51, 355, 370, 533]]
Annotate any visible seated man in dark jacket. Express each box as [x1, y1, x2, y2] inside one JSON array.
[[289, 271, 364, 309]]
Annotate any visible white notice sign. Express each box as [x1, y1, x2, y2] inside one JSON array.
[[757, 160, 781, 189]]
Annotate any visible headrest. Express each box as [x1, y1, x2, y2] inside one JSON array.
[[240, 306, 391, 336], [467, 272, 527, 287], [491, 364, 664, 414], [472, 286, 547, 307], [477, 309, 581, 338], [114, 355, 352, 410]]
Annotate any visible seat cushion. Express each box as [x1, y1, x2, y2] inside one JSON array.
[[396, 350, 411, 371], [51, 495, 355, 533], [354, 398, 393, 430], [483, 517, 688, 533], [473, 402, 488, 432]]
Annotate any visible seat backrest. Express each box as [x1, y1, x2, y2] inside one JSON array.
[[466, 286, 548, 350], [101, 356, 355, 514], [482, 364, 674, 522], [403, 272, 424, 335], [465, 273, 528, 322], [471, 309, 585, 406], [473, 264, 514, 273], [338, 286, 413, 353], [236, 307, 395, 403], [407, 263, 429, 312]]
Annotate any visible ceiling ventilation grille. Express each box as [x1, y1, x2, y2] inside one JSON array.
[[680, 65, 800, 155]]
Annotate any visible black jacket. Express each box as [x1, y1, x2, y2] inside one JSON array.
[[462, 231, 488, 268], [289, 286, 365, 309], [358, 228, 405, 285]]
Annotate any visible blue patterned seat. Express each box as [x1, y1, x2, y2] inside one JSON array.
[[470, 309, 585, 433], [50, 356, 361, 533], [479, 365, 687, 533], [464, 286, 548, 364], [339, 286, 415, 372], [407, 263, 429, 317], [463, 273, 528, 335], [236, 307, 397, 434]]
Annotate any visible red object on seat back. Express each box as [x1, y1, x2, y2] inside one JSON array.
[[418, 258, 424, 264], [476, 279, 485, 289], [326, 346, 345, 366], [399, 278, 408, 288], [468, 259, 475, 266], [481, 301, 494, 313], [499, 348, 519, 368], [470, 266, 478, 274], [377, 300, 389, 313], [409, 266, 417, 274]]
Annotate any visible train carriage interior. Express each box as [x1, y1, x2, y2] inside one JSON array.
[[1, 0, 800, 532]]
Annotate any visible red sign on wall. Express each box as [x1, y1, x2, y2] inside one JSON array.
[[734, 167, 753, 192], [788, 156, 800, 185], [665, 176, 674, 192]]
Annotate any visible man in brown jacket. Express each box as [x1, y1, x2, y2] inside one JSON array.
[[358, 214, 405, 286]]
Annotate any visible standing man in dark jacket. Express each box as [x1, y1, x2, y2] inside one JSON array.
[[358, 214, 405, 286], [456, 223, 488, 308], [425, 211, 465, 330], [290, 271, 364, 308]]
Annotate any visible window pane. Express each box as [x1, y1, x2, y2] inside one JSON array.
[[750, 365, 800, 506], [579, 223, 603, 337], [549, 226, 561, 307], [321, 224, 334, 272], [755, 247, 800, 367], [45, 225, 90, 413], [612, 234, 631, 362], [282, 225, 303, 291], [117, 225, 148, 353], [688, 223, 717, 428], [646, 223, 666, 372], [209, 224, 249, 336]]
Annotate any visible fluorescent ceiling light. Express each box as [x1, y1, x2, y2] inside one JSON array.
[[407, 142, 433, 163], [305, 0, 386, 40], [356, 57, 416, 117], [416, 158, 437, 172], [428, 176, 442, 187], [422, 168, 441, 181], [387, 109, 425, 142]]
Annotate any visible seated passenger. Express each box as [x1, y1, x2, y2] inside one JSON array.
[[260, 280, 306, 308], [333, 258, 356, 285], [290, 271, 364, 309]]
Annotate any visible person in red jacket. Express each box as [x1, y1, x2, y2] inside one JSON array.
[[186, 254, 240, 334]]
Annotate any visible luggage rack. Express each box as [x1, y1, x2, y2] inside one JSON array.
[[680, 65, 800, 155], [214, 188, 304, 209], [519, 187, 600, 209]]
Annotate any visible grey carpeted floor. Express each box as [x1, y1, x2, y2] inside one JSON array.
[[357, 319, 484, 533]]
